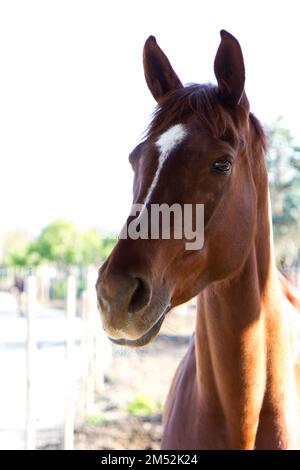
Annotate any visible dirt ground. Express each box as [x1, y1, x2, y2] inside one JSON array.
[[74, 302, 196, 450]]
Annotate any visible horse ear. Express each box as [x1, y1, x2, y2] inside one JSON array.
[[143, 36, 183, 102], [214, 30, 245, 106]]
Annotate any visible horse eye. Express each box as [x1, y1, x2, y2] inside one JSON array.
[[210, 159, 232, 174]]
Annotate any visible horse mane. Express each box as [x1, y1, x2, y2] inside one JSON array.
[[146, 83, 267, 153], [279, 271, 300, 312]]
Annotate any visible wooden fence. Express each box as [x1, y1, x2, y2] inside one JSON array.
[[23, 267, 111, 450]]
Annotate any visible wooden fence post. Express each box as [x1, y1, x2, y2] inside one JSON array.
[[85, 267, 97, 417], [25, 275, 37, 450], [77, 289, 89, 422], [63, 275, 77, 450], [78, 266, 112, 423]]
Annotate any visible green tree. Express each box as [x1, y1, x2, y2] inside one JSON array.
[[30, 220, 81, 268], [2, 221, 117, 269], [3, 229, 40, 267], [100, 234, 117, 260], [79, 228, 103, 265], [267, 118, 300, 267], [79, 228, 116, 265]]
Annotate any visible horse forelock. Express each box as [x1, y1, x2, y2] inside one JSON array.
[[145, 84, 266, 155]]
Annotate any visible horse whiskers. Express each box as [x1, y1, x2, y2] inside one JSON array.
[[161, 318, 180, 335]]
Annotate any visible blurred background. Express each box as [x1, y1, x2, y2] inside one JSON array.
[[0, 0, 299, 450]]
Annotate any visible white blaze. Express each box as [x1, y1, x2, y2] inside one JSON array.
[[143, 123, 187, 206]]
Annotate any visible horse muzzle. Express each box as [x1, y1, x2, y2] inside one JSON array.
[[96, 264, 170, 347]]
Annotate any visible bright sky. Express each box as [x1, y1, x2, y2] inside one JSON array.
[[0, 0, 299, 235]]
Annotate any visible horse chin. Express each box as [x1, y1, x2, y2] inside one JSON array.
[[108, 312, 166, 348]]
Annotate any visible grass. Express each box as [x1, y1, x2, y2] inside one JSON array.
[[126, 394, 163, 417], [86, 414, 109, 426]]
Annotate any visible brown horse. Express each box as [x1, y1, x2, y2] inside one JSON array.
[[96, 31, 300, 449]]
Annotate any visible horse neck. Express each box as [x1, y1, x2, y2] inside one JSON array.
[[195, 184, 290, 449]]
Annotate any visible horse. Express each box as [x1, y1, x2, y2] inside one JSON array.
[[96, 30, 300, 449]]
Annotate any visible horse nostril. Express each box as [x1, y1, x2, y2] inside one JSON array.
[[128, 277, 150, 315]]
